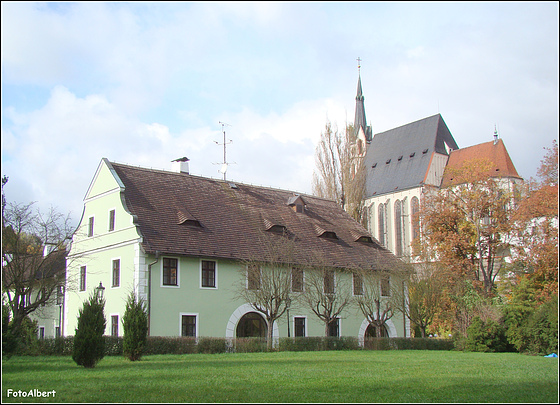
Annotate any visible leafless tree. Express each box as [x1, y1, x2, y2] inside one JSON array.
[[2, 186, 74, 336], [312, 121, 366, 222], [298, 255, 353, 337], [354, 266, 409, 338], [236, 232, 295, 351]]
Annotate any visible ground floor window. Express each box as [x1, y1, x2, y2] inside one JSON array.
[[294, 317, 306, 337], [327, 318, 340, 337], [111, 315, 119, 337], [365, 323, 388, 338], [236, 312, 266, 338], [181, 315, 196, 337]]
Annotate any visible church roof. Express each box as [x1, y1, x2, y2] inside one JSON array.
[[363, 114, 458, 198], [108, 161, 402, 271], [441, 138, 522, 187]]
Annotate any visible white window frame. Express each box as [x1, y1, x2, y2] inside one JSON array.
[[111, 257, 121, 289], [199, 259, 218, 289], [352, 272, 363, 296], [246, 264, 262, 290], [179, 313, 199, 338], [110, 314, 119, 337], [293, 316, 307, 337], [88, 216, 95, 237], [161, 257, 180, 288], [108, 208, 116, 232]]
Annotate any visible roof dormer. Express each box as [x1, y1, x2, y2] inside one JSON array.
[[287, 194, 306, 213]]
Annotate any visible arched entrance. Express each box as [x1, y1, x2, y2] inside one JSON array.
[[236, 312, 267, 338], [365, 323, 388, 338]]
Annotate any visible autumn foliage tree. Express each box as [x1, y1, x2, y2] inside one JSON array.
[[511, 140, 558, 301], [417, 159, 516, 296]]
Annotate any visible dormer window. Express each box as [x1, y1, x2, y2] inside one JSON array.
[[287, 194, 306, 213], [314, 224, 338, 240], [268, 224, 288, 234], [356, 236, 374, 244], [177, 210, 202, 228], [422, 148, 429, 154], [372, 163, 377, 168], [410, 152, 415, 158], [386, 159, 391, 164], [398, 155, 403, 161], [320, 231, 338, 240]]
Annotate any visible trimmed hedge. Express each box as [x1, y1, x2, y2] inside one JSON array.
[[27, 336, 454, 356]]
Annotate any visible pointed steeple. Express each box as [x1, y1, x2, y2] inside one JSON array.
[[353, 59, 372, 142]]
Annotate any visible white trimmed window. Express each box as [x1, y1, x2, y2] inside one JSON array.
[[162, 257, 179, 287], [200, 260, 217, 288], [180, 314, 198, 337]]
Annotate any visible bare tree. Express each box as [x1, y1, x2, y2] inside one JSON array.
[[312, 121, 366, 222], [400, 263, 443, 337], [354, 267, 408, 338], [298, 257, 353, 337], [236, 232, 295, 351], [2, 184, 74, 336]]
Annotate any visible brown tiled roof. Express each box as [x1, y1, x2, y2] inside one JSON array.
[[441, 139, 522, 187], [109, 162, 403, 271]]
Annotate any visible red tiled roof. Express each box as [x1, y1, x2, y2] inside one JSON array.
[[441, 139, 522, 187], [110, 162, 403, 271]]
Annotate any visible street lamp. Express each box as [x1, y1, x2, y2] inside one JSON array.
[[286, 297, 292, 338], [96, 282, 105, 300]]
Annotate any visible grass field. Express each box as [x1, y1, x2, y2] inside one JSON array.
[[2, 350, 558, 403]]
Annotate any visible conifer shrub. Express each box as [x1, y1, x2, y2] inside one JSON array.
[[122, 292, 148, 361], [72, 294, 106, 368], [464, 317, 510, 352]]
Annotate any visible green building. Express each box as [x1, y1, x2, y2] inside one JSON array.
[[64, 158, 410, 341]]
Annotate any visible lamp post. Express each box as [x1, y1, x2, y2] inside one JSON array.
[[56, 286, 63, 337], [286, 297, 291, 338], [96, 282, 105, 301]]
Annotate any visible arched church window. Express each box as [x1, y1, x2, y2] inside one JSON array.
[[378, 204, 386, 247], [395, 200, 403, 257], [411, 197, 420, 243]]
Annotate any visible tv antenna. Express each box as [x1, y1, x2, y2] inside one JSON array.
[[214, 121, 235, 180]]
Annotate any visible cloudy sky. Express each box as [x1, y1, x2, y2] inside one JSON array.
[[2, 1, 558, 227]]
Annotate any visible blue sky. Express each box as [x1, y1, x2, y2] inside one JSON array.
[[2, 1, 558, 227]]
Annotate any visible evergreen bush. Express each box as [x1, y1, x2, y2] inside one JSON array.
[[122, 292, 148, 361], [464, 317, 510, 352], [72, 294, 106, 368]]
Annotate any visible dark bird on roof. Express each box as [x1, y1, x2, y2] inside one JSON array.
[[172, 157, 190, 162]]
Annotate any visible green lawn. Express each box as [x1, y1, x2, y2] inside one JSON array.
[[2, 350, 558, 403]]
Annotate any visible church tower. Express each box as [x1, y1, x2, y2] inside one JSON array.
[[353, 58, 372, 156]]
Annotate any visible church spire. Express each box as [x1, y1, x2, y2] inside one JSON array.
[[353, 57, 372, 142]]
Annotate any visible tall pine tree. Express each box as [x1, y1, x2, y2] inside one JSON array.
[[72, 293, 106, 368]]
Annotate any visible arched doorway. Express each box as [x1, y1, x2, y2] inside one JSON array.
[[236, 312, 267, 338], [365, 323, 388, 338]]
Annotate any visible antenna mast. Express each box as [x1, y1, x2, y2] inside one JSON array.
[[215, 121, 233, 180]]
